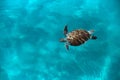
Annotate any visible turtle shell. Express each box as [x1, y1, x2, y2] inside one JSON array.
[[66, 30, 90, 46]]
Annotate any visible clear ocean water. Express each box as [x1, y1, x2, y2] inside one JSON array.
[[0, 0, 120, 80]]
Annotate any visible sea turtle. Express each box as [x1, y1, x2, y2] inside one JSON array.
[[60, 25, 97, 50]]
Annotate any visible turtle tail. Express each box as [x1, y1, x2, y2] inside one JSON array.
[[88, 30, 94, 35]]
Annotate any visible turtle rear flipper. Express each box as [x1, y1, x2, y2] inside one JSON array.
[[88, 30, 97, 40], [64, 25, 68, 36], [91, 35, 97, 40]]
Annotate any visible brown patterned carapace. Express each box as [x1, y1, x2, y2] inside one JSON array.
[[67, 30, 90, 46], [60, 25, 97, 50]]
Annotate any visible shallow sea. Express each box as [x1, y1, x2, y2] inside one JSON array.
[[0, 0, 120, 80]]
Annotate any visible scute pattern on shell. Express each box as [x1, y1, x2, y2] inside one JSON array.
[[67, 30, 90, 46]]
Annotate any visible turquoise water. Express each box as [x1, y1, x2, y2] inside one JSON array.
[[0, 0, 120, 80]]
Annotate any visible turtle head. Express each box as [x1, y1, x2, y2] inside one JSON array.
[[60, 38, 67, 42]]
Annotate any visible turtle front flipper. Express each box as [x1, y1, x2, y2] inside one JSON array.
[[66, 43, 69, 50], [65, 42, 70, 50], [64, 25, 68, 36]]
